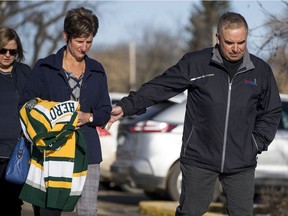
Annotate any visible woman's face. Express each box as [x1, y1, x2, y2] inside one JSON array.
[[65, 33, 93, 61], [0, 39, 17, 70]]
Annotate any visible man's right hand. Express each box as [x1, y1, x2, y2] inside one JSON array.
[[105, 106, 124, 130]]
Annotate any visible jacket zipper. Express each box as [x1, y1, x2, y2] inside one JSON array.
[[221, 79, 232, 172], [220, 68, 248, 172]]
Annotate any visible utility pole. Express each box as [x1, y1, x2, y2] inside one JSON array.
[[129, 41, 136, 91]]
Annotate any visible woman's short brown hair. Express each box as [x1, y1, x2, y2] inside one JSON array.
[[64, 7, 99, 42]]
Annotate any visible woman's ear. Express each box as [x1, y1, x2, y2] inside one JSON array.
[[63, 32, 68, 42]]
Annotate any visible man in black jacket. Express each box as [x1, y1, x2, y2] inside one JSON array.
[[107, 12, 282, 216]]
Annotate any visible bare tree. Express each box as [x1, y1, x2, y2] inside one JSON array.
[[268, 46, 288, 93], [135, 26, 185, 88], [0, 1, 101, 66], [251, 1, 288, 56], [253, 1, 288, 93], [95, 25, 185, 93], [94, 44, 130, 93], [186, 1, 230, 51]]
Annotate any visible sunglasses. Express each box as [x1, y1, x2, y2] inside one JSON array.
[[0, 48, 17, 56]]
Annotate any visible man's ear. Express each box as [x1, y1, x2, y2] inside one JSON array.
[[216, 33, 220, 43]]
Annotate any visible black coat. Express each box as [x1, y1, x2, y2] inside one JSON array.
[[19, 46, 112, 164], [118, 45, 282, 173], [12, 61, 31, 97], [0, 61, 31, 159]]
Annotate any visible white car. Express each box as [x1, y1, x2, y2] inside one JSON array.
[[97, 92, 127, 188], [255, 94, 288, 187]]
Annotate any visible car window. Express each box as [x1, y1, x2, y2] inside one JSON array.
[[121, 101, 176, 123], [278, 101, 288, 130], [154, 101, 186, 124]]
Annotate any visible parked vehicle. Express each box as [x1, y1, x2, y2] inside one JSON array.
[[97, 92, 127, 188], [111, 94, 288, 201], [110, 92, 187, 200], [255, 94, 288, 187]]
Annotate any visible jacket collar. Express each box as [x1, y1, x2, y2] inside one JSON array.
[[211, 44, 255, 72], [40, 46, 105, 74]]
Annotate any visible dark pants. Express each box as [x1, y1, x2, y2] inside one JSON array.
[[175, 163, 255, 216], [33, 205, 61, 216], [0, 159, 24, 216]]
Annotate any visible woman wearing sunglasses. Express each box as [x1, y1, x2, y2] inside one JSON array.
[[0, 27, 31, 216]]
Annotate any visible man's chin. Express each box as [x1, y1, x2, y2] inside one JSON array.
[[228, 55, 242, 62]]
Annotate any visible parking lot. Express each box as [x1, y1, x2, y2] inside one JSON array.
[[21, 185, 281, 216], [21, 186, 149, 216]]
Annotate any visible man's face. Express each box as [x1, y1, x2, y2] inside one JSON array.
[[217, 26, 248, 62]]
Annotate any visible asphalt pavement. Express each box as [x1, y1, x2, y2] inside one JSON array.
[[21, 194, 268, 216], [21, 201, 228, 216], [22, 202, 76, 216]]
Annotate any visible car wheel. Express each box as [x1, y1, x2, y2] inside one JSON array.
[[99, 181, 113, 190], [120, 183, 143, 194], [166, 161, 223, 202], [166, 161, 181, 201]]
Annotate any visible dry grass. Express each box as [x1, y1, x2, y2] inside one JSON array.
[[259, 186, 288, 216]]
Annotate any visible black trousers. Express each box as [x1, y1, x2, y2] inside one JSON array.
[[175, 163, 255, 216], [33, 205, 62, 216], [0, 159, 24, 216]]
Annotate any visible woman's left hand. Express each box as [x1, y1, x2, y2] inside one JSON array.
[[76, 111, 91, 129]]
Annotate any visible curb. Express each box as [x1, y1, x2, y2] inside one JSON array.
[[139, 201, 228, 216], [139, 201, 269, 216]]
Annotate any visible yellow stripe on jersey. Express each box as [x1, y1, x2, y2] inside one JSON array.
[[19, 98, 88, 211]]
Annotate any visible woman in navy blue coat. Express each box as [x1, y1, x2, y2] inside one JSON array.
[[19, 7, 111, 216], [0, 27, 31, 216]]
